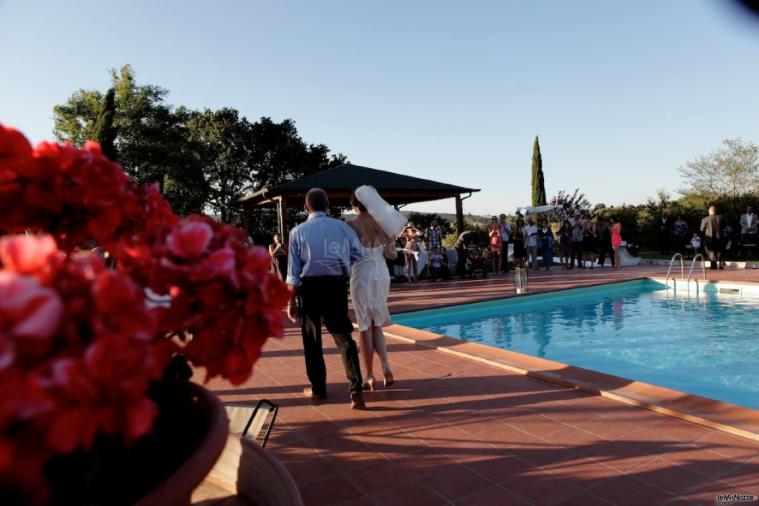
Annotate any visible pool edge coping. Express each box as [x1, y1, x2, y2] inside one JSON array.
[[384, 276, 759, 443]]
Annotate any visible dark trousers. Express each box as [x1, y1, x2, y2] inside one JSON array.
[[456, 246, 467, 276], [571, 241, 583, 267], [298, 276, 363, 395], [501, 240, 510, 272], [597, 241, 615, 266], [430, 265, 450, 280], [704, 238, 722, 269]]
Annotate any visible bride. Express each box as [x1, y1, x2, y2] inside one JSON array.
[[347, 186, 405, 390]]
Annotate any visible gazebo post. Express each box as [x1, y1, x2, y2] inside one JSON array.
[[455, 194, 464, 236], [276, 197, 288, 239]]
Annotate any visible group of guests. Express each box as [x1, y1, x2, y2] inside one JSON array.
[[658, 206, 759, 262], [397, 220, 451, 282], [694, 204, 748, 269], [486, 212, 623, 272]]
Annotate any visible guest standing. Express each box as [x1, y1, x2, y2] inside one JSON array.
[[558, 220, 572, 269], [498, 214, 512, 273], [700, 205, 724, 269], [488, 216, 502, 274], [610, 217, 623, 270], [512, 219, 527, 268], [287, 188, 366, 409], [425, 220, 443, 256], [582, 218, 597, 269], [268, 233, 288, 281], [401, 223, 422, 282], [740, 207, 757, 244], [595, 218, 614, 268], [570, 218, 584, 269], [524, 218, 539, 269], [672, 215, 689, 255], [538, 220, 554, 270]]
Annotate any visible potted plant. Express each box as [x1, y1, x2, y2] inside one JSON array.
[[0, 124, 290, 505]]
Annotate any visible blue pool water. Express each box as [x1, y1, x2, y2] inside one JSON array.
[[393, 280, 759, 409]]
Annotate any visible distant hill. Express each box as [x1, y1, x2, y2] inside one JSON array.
[[402, 211, 491, 225]]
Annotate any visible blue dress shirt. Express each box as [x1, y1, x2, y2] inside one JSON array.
[[286, 212, 364, 286]]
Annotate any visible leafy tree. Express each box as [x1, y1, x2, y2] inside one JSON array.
[[679, 138, 759, 199], [531, 136, 546, 206], [53, 89, 103, 146], [404, 212, 453, 236], [94, 88, 117, 161], [54, 65, 209, 215], [186, 108, 254, 223], [53, 66, 346, 232], [550, 188, 591, 212]]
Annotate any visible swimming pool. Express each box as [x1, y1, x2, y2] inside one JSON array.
[[393, 279, 759, 410]]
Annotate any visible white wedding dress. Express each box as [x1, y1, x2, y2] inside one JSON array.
[[350, 244, 391, 332]]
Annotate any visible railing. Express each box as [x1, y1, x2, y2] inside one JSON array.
[[687, 253, 707, 293], [515, 266, 528, 294], [665, 253, 685, 291]]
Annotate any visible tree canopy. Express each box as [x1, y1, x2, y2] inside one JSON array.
[[679, 138, 759, 200], [52, 65, 344, 229], [531, 136, 546, 206]]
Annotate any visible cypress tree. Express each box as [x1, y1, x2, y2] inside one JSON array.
[[531, 135, 546, 206], [94, 88, 118, 161]]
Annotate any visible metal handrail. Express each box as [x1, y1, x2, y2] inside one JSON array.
[[665, 253, 685, 289], [687, 253, 707, 292]]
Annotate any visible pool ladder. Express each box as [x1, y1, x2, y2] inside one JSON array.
[[665, 253, 706, 293]]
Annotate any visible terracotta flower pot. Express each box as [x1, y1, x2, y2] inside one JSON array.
[[201, 433, 304, 506], [136, 384, 229, 506]]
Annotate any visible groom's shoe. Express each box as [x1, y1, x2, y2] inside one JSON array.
[[303, 387, 327, 400], [350, 391, 367, 410]]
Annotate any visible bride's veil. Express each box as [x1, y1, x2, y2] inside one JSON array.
[[354, 185, 406, 238]]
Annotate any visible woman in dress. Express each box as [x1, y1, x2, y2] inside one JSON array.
[[538, 220, 554, 270], [268, 233, 287, 281], [488, 216, 502, 275], [401, 223, 422, 282], [673, 215, 689, 255], [348, 188, 402, 390], [610, 217, 623, 270], [512, 218, 527, 268]]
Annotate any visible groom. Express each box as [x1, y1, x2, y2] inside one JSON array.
[[286, 188, 366, 409]]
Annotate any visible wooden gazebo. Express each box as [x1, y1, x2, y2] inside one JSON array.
[[239, 163, 479, 238]]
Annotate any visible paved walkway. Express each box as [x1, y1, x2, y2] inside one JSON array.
[[208, 266, 759, 505]]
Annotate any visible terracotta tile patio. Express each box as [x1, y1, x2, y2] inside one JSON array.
[[206, 266, 759, 505]]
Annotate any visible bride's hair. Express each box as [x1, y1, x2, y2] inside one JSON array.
[[350, 191, 367, 212]]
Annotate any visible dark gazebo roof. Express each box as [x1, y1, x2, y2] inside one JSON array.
[[239, 163, 479, 207]]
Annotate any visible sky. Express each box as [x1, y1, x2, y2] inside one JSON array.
[[1, 0, 758, 216]]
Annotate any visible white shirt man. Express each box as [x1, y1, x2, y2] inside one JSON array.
[[524, 220, 539, 268]]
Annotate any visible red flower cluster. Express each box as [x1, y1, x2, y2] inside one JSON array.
[[0, 235, 168, 503], [0, 124, 289, 502]]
